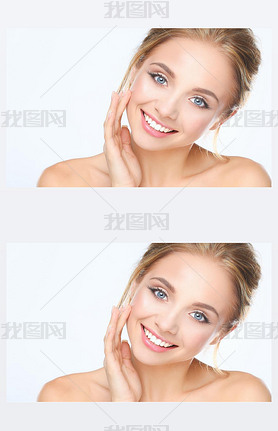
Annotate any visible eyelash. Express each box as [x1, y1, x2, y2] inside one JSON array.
[[147, 286, 211, 324], [147, 71, 211, 110]]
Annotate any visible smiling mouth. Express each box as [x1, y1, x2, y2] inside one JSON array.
[[142, 110, 178, 134], [142, 324, 178, 348]]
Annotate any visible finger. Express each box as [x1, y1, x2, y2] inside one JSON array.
[[121, 341, 137, 373], [104, 91, 117, 124], [114, 90, 131, 135], [104, 306, 119, 354], [103, 309, 123, 379], [121, 340, 132, 361], [104, 92, 119, 141], [103, 92, 114, 130], [115, 304, 131, 348], [104, 305, 116, 340], [121, 126, 131, 146], [103, 91, 131, 160]]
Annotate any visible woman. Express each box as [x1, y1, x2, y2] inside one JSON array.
[[38, 243, 271, 402], [37, 28, 271, 187]]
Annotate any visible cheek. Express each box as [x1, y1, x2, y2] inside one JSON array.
[[130, 290, 155, 314], [182, 325, 215, 352], [129, 76, 158, 107], [184, 111, 215, 135], [127, 291, 160, 334]]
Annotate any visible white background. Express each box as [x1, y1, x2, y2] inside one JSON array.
[[5, 27, 272, 187], [6, 242, 271, 402]]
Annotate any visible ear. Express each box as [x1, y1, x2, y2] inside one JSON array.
[[209, 108, 239, 131], [209, 322, 239, 345]]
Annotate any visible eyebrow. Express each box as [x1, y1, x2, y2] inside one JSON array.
[[149, 62, 219, 103], [191, 87, 219, 103], [149, 277, 219, 318], [191, 302, 219, 319], [150, 62, 176, 79]]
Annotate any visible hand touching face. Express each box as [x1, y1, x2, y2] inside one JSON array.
[[103, 304, 142, 401]]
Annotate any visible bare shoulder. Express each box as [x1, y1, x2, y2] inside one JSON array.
[[221, 370, 271, 402], [221, 156, 271, 187], [37, 369, 110, 402], [37, 153, 110, 187]]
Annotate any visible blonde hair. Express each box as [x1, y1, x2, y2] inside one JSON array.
[[117, 28, 261, 158], [118, 243, 261, 373]]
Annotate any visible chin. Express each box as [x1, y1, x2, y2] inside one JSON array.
[[131, 347, 169, 366]]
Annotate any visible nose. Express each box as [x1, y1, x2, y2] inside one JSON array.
[[154, 91, 180, 121], [154, 309, 180, 336]]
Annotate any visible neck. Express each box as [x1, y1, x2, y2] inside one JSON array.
[[131, 354, 198, 402], [131, 137, 196, 187]]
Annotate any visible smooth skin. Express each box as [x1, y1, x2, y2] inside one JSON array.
[[38, 253, 272, 402], [37, 305, 271, 402], [37, 38, 271, 188]]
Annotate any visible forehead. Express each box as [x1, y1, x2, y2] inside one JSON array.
[[144, 37, 236, 104], [142, 252, 236, 314]]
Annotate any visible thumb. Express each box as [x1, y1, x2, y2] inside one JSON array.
[[121, 340, 132, 361], [121, 126, 131, 146], [121, 340, 136, 373]]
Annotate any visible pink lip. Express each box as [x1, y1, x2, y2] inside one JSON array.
[[141, 110, 178, 138], [141, 324, 178, 353]]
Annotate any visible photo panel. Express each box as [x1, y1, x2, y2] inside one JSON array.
[[6, 242, 271, 403], [5, 27, 272, 188]]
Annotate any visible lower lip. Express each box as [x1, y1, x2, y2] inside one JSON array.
[[141, 110, 177, 138], [141, 324, 177, 353]]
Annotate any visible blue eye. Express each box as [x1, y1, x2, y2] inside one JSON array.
[[148, 286, 168, 300], [148, 72, 167, 86], [189, 96, 209, 109], [190, 311, 209, 324]]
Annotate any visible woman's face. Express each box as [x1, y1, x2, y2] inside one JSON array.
[[126, 37, 236, 151], [126, 252, 237, 366]]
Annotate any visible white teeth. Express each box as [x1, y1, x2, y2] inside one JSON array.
[[143, 112, 174, 133], [143, 326, 174, 348]]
